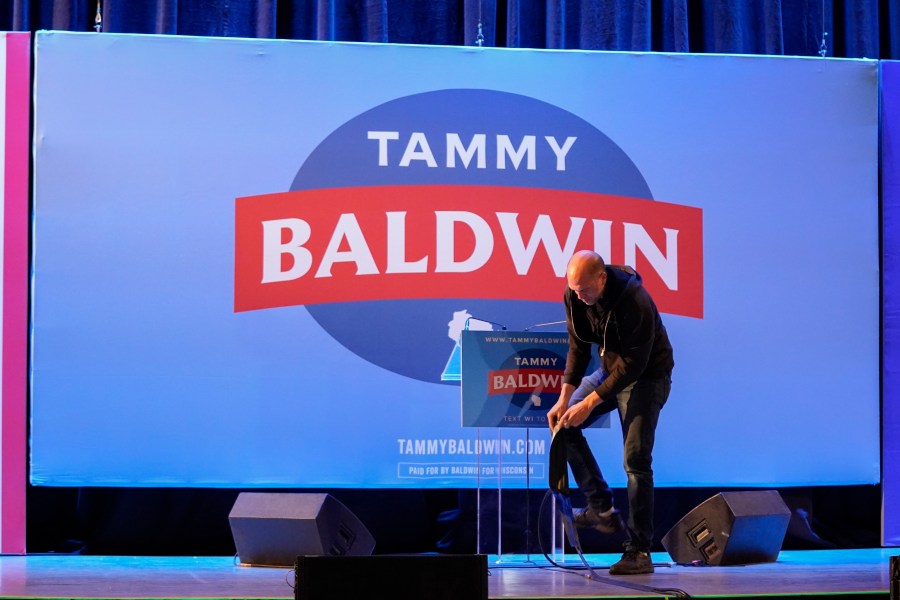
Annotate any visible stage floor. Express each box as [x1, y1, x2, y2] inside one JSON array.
[[0, 549, 894, 599]]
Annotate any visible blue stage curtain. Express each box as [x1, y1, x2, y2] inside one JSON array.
[[2, 1, 899, 59]]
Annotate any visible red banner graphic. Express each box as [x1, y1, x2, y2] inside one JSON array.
[[487, 369, 564, 395], [234, 185, 703, 317]]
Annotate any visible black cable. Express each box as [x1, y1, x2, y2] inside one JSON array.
[[536, 489, 693, 598], [535, 488, 590, 572]]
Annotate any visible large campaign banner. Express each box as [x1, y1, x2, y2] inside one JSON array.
[[0, 32, 29, 554], [882, 60, 900, 546], [30, 32, 879, 490]]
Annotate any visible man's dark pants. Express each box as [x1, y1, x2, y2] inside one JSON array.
[[562, 371, 671, 551]]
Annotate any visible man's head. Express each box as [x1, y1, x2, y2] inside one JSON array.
[[566, 250, 607, 306]]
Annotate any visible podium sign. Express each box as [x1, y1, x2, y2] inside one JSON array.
[[460, 330, 608, 429]]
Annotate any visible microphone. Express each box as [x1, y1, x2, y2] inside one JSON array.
[[522, 320, 566, 332], [464, 316, 507, 331]]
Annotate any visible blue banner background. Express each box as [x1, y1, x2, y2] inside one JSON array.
[[29, 32, 880, 489]]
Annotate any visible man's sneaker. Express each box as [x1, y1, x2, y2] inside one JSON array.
[[572, 507, 624, 534], [609, 550, 654, 575]]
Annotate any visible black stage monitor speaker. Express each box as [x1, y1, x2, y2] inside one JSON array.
[[228, 492, 375, 566], [294, 554, 488, 600], [661, 490, 791, 566]]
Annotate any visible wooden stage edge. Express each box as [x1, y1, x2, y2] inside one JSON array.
[[0, 548, 896, 600]]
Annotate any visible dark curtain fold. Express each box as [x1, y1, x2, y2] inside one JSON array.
[[696, 0, 784, 55], [7, 0, 97, 32], [889, 0, 900, 59], [384, 0, 461, 46], [655, 0, 689, 53], [839, 0, 879, 58], [1, 0, 898, 59], [580, 0, 649, 51]]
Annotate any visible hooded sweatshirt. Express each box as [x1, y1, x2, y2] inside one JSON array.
[[563, 265, 674, 400]]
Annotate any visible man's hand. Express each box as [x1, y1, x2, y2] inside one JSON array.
[[547, 398, 567, 432], [549, 389, 600, 430], [559, 395, 598, 428], [548, 383, 576, 432]]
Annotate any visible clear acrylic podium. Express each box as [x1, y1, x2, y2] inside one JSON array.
[[442, 327, 594, 564]]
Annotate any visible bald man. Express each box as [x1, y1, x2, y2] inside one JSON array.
[[547, 250, 674, 575]]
